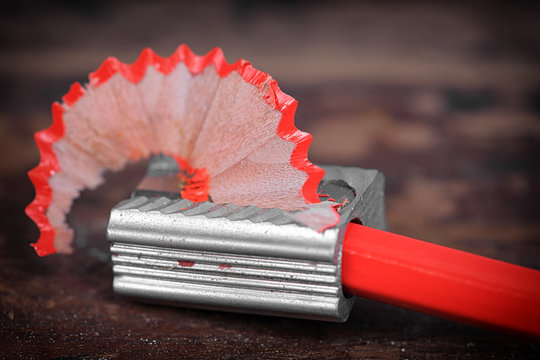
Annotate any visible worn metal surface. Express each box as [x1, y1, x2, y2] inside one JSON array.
[[107, 166, 386, 321]]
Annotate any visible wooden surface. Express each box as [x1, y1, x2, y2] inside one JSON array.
[[1, 1, 539, 359]]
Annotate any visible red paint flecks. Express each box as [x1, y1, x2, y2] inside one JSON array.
[[27, 44, 327, 256], [172, 155, 210, 202], [331, 199, 348, 211], [178, 260, 195, 267], [219, 264, 232, 270], [318, 193, 336, 202]]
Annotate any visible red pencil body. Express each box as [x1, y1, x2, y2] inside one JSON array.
[[341, 224, 540, 339]]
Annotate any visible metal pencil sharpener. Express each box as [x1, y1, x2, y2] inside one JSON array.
[[107, 156, 386, 322]]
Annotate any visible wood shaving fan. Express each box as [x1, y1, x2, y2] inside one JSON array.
[[26, 45, 339, 256]]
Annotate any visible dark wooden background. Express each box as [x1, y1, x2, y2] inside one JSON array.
[[1, 1, 539, 359]]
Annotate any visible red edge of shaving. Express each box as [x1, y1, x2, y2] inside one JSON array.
[[26, 44, 327, 256]]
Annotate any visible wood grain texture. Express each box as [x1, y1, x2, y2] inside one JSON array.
[[1, 1, 539, 359]]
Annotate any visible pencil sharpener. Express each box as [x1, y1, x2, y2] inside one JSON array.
[[107, 155, 386, 322]]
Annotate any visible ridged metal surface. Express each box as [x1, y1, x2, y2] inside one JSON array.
[[107, 165, 386, 321], [111, 242, 342, 307], [114, 196, 297, 226]]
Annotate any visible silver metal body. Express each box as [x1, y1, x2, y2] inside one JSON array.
[[107, 164, 386, 321]]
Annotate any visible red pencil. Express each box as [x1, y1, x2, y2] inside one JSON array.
[[342, 223, 540, 339]]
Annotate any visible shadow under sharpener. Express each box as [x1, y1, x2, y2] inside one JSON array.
[[106, 156, 386, 322]]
